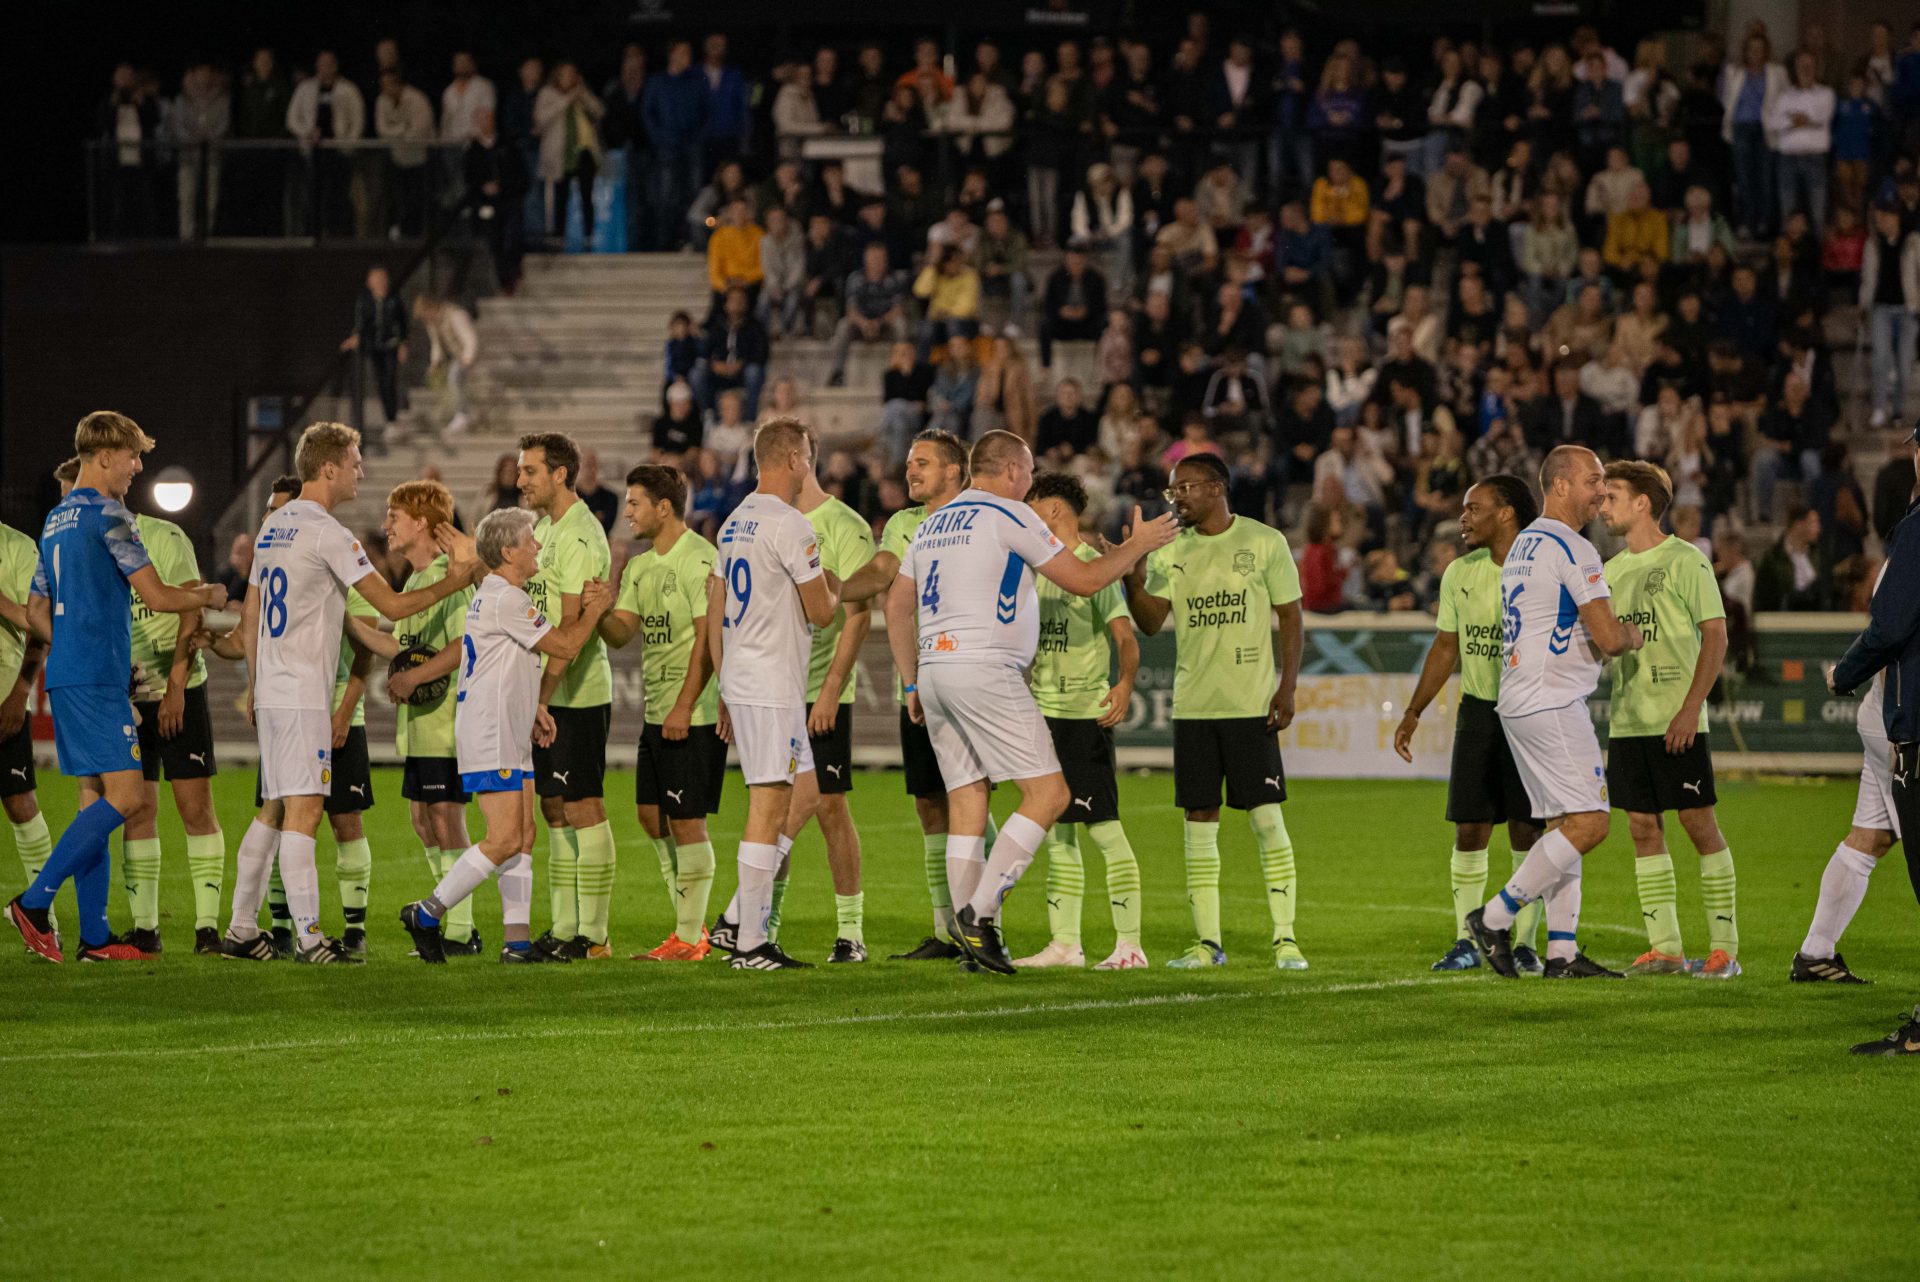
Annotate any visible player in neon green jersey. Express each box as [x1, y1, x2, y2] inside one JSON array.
[[598, 465, 723, 962], [1123, 453, 1308, 970], [1598, 460, 1738, 980], [519, 432, 616, 961], [773, 451, 878, 962], [1394, 476, 1547, 975], [838, 429, 993, 960], [1015, 471, 1146, 970], [0, 521, 54, 948]]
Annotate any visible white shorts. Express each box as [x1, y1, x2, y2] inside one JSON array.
[[1500, 702, 1607, 820], [1852, 727, 1901, 838], [256, 706, 332, 800], [917, 663, 1060, 789], [730, 703, 813, 787]]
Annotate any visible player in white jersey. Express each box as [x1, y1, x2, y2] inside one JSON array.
[[400, 508, 610, 963], [221, 424, 479, 964], [1466, 445, 1643, 980], [886, 431, 1176, 974], [706, 419, 845, 971]]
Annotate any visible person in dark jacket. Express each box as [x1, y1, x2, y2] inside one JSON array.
[[233, 49, 292, 235], [339, 265, 408, 429], [693, 286, 768, 417], [642, 41, 710, 250], [1828, 426, 1920, 1055], [99, 63, 160, 237], [1752, 504, 1830, 611], [1039, 242, 1109, 368], [464, 109, 529, 291], [700, 33, 752, 171]]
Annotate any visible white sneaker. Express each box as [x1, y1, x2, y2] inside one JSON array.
[[441, 412, 472, 439], [1013, 939, 1085, 968], [1870, 409, 1890, 428], [1093, 942, 1149, 970]]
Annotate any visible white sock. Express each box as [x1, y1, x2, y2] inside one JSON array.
[[967, 813, 1047, 920], [945, 834, 987, 919], [226, 818, 279, 939], [734, 841, 780, 951], [1801, 842, 1879, 958], [1544, 853, 1584, 962], [277, 831, 323, 950], [775, 832, 795, 860], [1484, 828, 1579, 929], [432, 846, 500, 913], [498, 853, 533, 927]]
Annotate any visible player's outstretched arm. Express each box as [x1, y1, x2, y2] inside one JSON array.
[[1580, 599, 1642, 657], [837, 550, 900, 605], [1395, 630, 1461, 762], [598, 606, 640, 649], [883, 574, 923, 724], [1041, 507, 1179, 598], [345, 612, 400, 659], [797, 571, 841, 630], [389, 641, 460, 703], [127, 565, 225, 616], [354, 567, 467, 625], [536, 579, 614, 662]]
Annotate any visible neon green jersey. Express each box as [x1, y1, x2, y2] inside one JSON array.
[[1434, 548, 1505, 703], [531, 498, 613, 708], [1033, 541, 1129, 719], [1143, 515, 1302, 720], [0, 523, 37, 692], [129, 515, 207, 696], [880, 505, 931, 705], [394, 555, 472, 759], [332, 586, 379, 726], [804, 497, 876, 705], [1605, 535, 1725, 739], [615, 529, 719, 727]]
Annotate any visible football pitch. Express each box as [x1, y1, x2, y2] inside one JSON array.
[[3, 770, 1914, 1281]]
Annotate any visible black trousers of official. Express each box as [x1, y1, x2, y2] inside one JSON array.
[[1893, 742, 1920, 908]]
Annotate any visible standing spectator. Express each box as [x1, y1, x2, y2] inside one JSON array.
[[826, 242, 909, 386], [1771, 51, 1834, 236], [232, 50, 290, 235], [1025, 77, 1079, 247], [696, 286, 768, 417], [1572, 48, 1626, 173], [99, 63, 159, 238], [535, 62, 604, 247], [1721, 31, 1785, 239], [167, 64, 229, 241], [414, 294, 478, 438], [1862, 204, 1920, 429], [1753, 504, 1829, 611], [340, 265, 408, 434], [1426, 45, 1485, 175], [757, 206, 805, 338], [1039, 241, 1109, 368], [440, 51, 495, 148], [811, 46, 851, 126], [701, 33, 752, 172], [1831, 73, 1875, 219], [943, 72, 1017, 168], [642, 41, 708, 251], [464, 107, 528, 292], [1265, 28, 1313, 200], [1752, 371, 1833, 521], [974, 201, 1030, 329], [373, 67, 434, 238], [1204, 35, 1263, 179], [601, 46, 649, 252], [286, 52, 365, 238], [879, 342, 932, 465], [772, 64, 829, 160], [501, 59, 546, 243], [1309, 52, 1367, 171], [1070, 163, 1135, 296]]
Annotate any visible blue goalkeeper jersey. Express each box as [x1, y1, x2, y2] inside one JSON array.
[[31, 487, 151, 691]]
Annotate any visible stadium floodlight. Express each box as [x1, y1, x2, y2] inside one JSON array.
[[152, 466, 195, 513]]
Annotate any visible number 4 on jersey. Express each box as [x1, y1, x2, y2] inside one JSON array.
[[919, 560, 941, 615]]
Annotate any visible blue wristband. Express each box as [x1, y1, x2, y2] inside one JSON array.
[[903, 683, 917, 693]]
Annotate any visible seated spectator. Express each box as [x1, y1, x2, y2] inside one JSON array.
[[1233, 207, 1276, 285], [706, 197, 764, 308], [1523, 360, 1611, 453], [1155, 196, 1220, 277], [1096, 381, 1141, 462], [826, 242, 909, 386], [1194, 159, 1251, 238], [1201, 347, 1270, 442], [1582, 145, 1643, 227], [797, 213, 849, 338], [1455, 195, 1515, 296], [975, 332, 1038, 444], [1365, 237, 1411, 338], [1274, 377, 1335, 486], [686, 160, 749, 251], [1601, 178, 1665, 278], [1579, 338, 1642, 420], [659, 310, 705, 412], [704, 389, 754, 485], [1650, 137, 1708, 215], [217, 531, 255, 603], [1373, 323, 1437, 410], [1095, 306, 1134, 389], [1822, 203, 1867, 293], [1704, 340, 1768, 421], [694, 286, 768, 417], [1396, 287, 1442, 365], [1809, 440, 1870, 567], [1561, 246, 1615, 311], [1700, 397, 1750, 523], [1467, 414, 1537, 481], [1361, 547, 1419, 612], [926, 205, 979, 257], [1543, 282, 1614, 364], [928, 334, 978, 436], [1203, 280, 1265, 360], [1372, 153, 1426, 260], [1273, 302, 1327, 382], [1274, 200, 1334, 316], [878, 341, 932, 466], [1039, 241, 1109, 368], [1447, 274, 1501, 355], [1298, 504, 1349, 613], [1751, 371, 1833, 521], [1310, 157, 1370, 291], [757, 374, 804, 425], [1162, 412, 1224, 469], [973, 201, 1031, 328], [651, 381, 704, 463], [1313, 424, 1392, 536], [1711, 264, 1777, 361], [1036, 377, 1097, 463], [912, 244, 981, 359], [1753, 504, 1830, 611], [1612, 281, 1668, 375], [1169, 341, 1217, 422], [1071, 163, 1135, 295], [1518, 191, 1579, 320], [1635, 384, 1694, 459], [757, 206, 806, 338], [1133, 289, 1183, 416], [1424, 145, 1490, 244], [1323, 335, 1375, 428], [1669, 184, 1736, 275]]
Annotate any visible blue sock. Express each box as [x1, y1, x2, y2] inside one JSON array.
[[505, 939, 531, 953], [417, 907, 441, 929], [75, 842, 112, 948], [22, 799, 126, 919]]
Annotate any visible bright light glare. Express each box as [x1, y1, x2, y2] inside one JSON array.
[[153, 466, 195, 513]]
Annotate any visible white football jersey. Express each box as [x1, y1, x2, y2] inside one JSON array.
[[900, 488, 1063, 670], [251, 499, 375, 711], [454, 574, 551, 774], [715, 491, 823, 708], [1497, 516, 1611, 718]]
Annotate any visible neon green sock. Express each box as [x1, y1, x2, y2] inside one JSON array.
[[335, 837, 371, 932], [439, 845, 477, 943], [766, 876, 790, 943], [547, 826, 579, 938], [675, 840, 716, 942], [574, 821, 617, 946], [1700, 848, 1738, 956], [1635, 852, 1683, 956], [12, 814, 56, 934], [1044, 824, 1084, 945], [1182, 818, 1222, 945], [1087, 820, 1141, 946], [835, 892, 864, 944], [121, 837, 161, 931], [1250, 804, 1297, 950], [1450, 847, 1488, 940], [1511, 848, 1544, 950], [185, 829, 224, 930], [923, 833, 951, 936], [268, 860, 291, 933]]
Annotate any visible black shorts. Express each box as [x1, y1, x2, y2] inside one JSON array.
[[1607, 733, 1717, 814], [534, 704, 611, 801], [133, 685, 217, 783], [635, 723, 726, 819], [0, 719, 34, 798], [811, 705, 855, 794], [1046, 717, 1119, 824], [325, 724, 376, 815], [402, 756, 468, 804], [1446, 694, 1538, 826], [1173, 717, 1287, 812], [901, 705, 945, 799]]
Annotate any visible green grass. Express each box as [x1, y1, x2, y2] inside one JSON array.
[[2, 771, 1914, 1281]]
